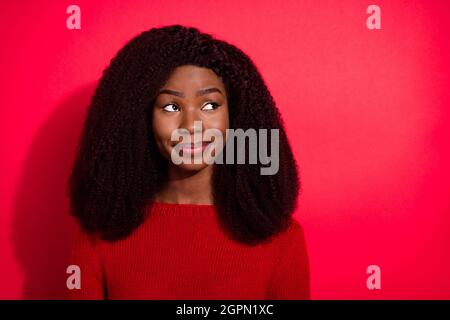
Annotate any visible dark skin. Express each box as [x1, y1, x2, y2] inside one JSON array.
[[151, 65, 229, 205]]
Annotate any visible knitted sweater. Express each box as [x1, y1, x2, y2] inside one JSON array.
[[67, 202, 310, 299]]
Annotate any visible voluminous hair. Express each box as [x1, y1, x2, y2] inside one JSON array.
[[67, 24, 301, 245]]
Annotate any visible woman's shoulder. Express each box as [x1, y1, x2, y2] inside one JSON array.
[[264, 217, 306, 249], [282, 217, 305, 240], [71, 222, 103, 248]]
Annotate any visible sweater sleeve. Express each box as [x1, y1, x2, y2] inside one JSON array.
[[266, 220, 311, 300], [66, 225, 106, 300]]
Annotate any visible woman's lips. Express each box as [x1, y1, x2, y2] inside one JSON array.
[[175, 141, 211, 154]]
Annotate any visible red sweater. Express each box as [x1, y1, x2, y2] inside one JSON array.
[[67, 202, 310, 300]]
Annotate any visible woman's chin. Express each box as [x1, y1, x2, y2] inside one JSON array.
[[174, 162, 211, 172]]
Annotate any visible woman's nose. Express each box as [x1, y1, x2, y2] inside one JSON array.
[[180, 108, 202, 135]]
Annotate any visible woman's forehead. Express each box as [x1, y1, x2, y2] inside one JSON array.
[[160, 65, 226, 95]]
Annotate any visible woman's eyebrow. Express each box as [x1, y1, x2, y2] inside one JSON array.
[[157, 87, 223, 97]]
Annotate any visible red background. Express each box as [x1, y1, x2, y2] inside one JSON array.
[[1, 0, 449, 299]]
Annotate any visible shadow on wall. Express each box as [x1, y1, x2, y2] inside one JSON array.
[[12, 83, 96, 299]]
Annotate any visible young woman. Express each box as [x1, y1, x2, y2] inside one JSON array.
[[66, 24, 310, 299]]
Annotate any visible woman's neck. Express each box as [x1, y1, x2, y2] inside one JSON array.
[[154, 164, 214, 205]]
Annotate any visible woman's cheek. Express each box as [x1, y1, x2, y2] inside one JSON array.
[[152, 118, 169, 155], [208, 110, 229, 132]]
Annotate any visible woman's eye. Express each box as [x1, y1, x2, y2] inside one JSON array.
[[201, 102, 219, 111], [162, 104, 180, 112]]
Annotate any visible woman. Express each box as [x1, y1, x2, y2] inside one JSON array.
[[66, 24, 310, 299]]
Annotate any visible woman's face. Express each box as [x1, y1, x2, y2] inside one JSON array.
[[152, 65, 229, 172]]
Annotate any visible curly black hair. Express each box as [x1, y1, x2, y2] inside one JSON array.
[[66, 24, 301, 246]]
